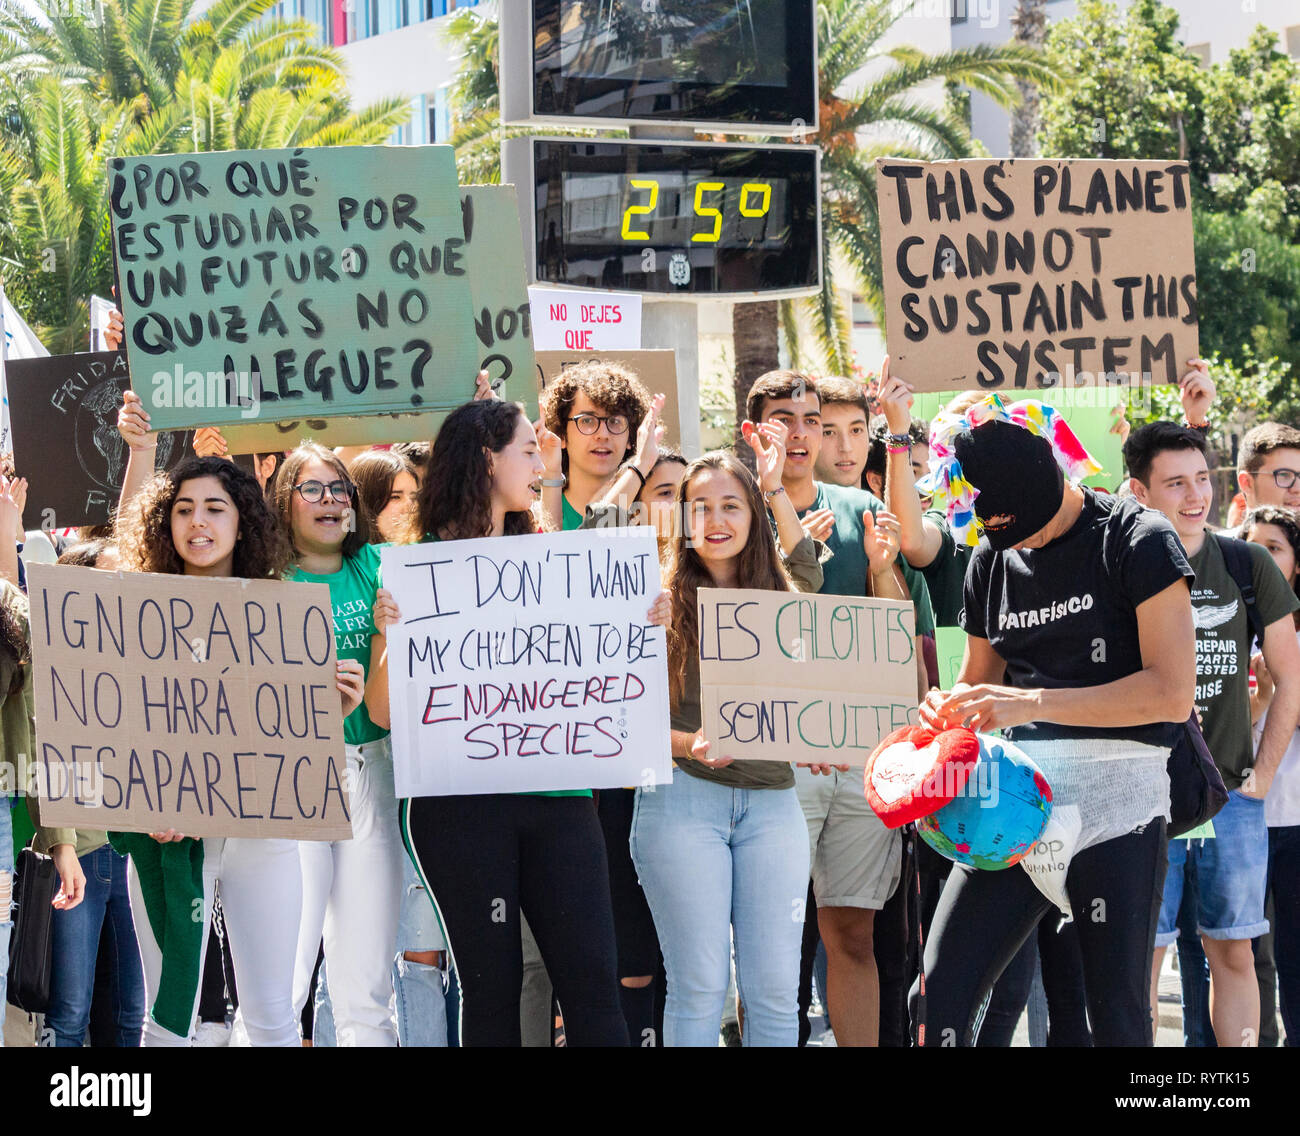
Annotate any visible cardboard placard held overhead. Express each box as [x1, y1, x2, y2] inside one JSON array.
[[108, 145, 482, 432], [876, 158, 1198, 393], [6, 351, 195, 528], [28, 565, 352, 840], [698, 588, 919, 764], [215, 183, 539, 454], [382, 529, 673, 796], [536, 349, 680, 448]]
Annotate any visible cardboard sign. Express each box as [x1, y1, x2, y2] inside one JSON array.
[[529, 286, 641, 351], [382, 529, 672, 795], [876, 158, 1198, 393], [6, 351, 195, 528], [535, 349, 680, 448], [109, 145, 480, 431], [214, 184, 540, 454], [698, 588, 919, 764], [28, 565, 352, 840]]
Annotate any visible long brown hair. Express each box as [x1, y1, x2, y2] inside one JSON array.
[[118, 456, 291, 579], [405, 400, 535, 543], [273, 443, 371, 559], [349, 449, 416, 543], [665, 452, 794, 706]]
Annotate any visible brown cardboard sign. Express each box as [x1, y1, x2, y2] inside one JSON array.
[[876, 158, 1199, 393], [698, 588, 918, 765], [28, 564, 352, 840], [535, 349, 680, 448]]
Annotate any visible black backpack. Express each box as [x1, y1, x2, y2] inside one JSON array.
[[1165, 534, 1261, 837]]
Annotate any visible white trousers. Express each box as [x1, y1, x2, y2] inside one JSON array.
[[293, 737, 405, 1046], [128, 836, 302, 1047]]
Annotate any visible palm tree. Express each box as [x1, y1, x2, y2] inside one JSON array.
[[1010, 0, 1048, 158], [0, 0, 410, 346], [758, 0, 1063, 395]]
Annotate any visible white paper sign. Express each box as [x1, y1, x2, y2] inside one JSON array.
[[528, 286, 642, 351], [382, 529, 672, 796]]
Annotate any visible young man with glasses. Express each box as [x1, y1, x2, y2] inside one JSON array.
[[539, 361, 651, 532], [1239, 424, 1300, 514]]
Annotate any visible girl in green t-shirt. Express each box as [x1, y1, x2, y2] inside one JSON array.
[[114, 456, 364, 1046], [274, 442, 404, 1047]]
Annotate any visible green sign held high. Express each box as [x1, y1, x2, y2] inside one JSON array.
[[108, 145, 484, 432]]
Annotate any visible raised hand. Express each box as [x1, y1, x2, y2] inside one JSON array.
[[633, 393, 666, 475], [742, 418, 789, 493], [864, 508, 901, 575], [373, 587, 402, 636], [192, 427, 230, 459], [1179, 359, 1215, 428], [473, 369, 502, 402], [104, 307, 124, 352], [118, 390, 155, 452], [533, 418, 563, 478], [876, 356, 915, 436]]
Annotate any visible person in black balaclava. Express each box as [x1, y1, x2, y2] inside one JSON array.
[[901, 394, 1197, 1048]]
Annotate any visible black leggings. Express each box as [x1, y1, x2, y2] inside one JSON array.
[[978, 912, 1093, 1046], [912, 819, 1167, 1047], [402, 793, 629, 1047]]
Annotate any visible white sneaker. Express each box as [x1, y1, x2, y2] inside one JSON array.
[[193, 1021, 232, 1047]]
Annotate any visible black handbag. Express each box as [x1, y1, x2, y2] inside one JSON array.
[[1166, 712, 1229, 838], [5, 843, 59, 1014]]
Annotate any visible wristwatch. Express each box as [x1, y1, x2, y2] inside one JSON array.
[[540, 476, 566, 488]]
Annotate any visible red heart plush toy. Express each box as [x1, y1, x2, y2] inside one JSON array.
[[864, 725, 980, 828]]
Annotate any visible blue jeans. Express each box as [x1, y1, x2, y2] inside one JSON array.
[[1158, 792, 1271, 944], [630, 772, 809, 1047], [393, 853, 449, 1048], [0, 800, 12, 1036], [44, 845, 144, 1047]]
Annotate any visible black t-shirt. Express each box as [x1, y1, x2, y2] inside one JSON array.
[[961, 489, 1193, 747]]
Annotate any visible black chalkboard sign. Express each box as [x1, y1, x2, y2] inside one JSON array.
[[7, 350, 195, 528]]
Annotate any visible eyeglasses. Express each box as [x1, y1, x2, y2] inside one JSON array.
[[1268, 469, 1300, 490], [292, 479, 354, 503], [570, 413, 629, 436]]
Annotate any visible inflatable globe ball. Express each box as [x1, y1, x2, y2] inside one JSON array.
[[864, 724, 982, 829], [917, 734, 1053, 871]]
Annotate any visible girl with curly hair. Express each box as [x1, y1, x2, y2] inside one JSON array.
[[365, 398, 668, 1046], [269, 443, 405, 1046], [113, 454, 365, 1047]]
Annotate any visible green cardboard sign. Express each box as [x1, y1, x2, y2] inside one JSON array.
[[109, 145, 480, 431], [912, 385, 1125, 491], [463, 184, 537, 418], [935, 625, 967, 690]]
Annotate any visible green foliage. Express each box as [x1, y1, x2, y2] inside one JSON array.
[[0, 0, 411, 346], [1038, 0, 1205, 163], [1194, 212, 1300, 374], [1127, 350, 1297, 466]]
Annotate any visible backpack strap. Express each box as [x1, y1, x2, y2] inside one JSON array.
[[1213, 533, 1264, 651]]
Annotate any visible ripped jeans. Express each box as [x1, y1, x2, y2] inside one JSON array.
[[0, 798, 12, 1038]]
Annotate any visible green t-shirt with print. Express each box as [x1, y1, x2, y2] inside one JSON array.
[[1187, 536, 1300, 790], [920, 508, 972, 629], [289, 542, 387, 746], [796, 481, 936, 636]]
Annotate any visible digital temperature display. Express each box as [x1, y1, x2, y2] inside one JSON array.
[[518, 139, 821, 296]]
